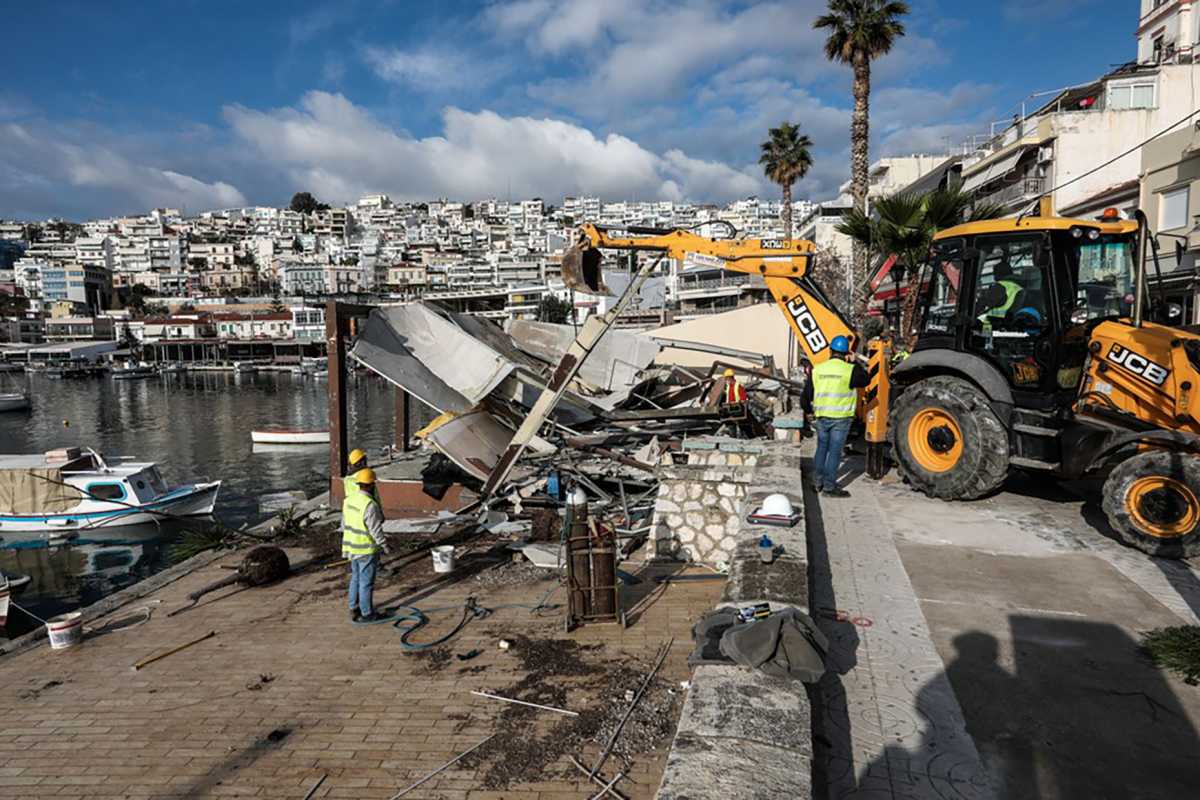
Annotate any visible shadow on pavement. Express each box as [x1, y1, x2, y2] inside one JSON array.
[[801, 458, 861, 800], [939, 617, 1196, 799]]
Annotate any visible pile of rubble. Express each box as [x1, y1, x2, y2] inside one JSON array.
[[351, 301, 805, 561]]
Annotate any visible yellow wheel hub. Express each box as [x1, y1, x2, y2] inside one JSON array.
[[907, 407, 964, 473], [1127, 476, 1200, 539]]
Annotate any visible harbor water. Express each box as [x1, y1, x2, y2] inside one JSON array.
[[0, 369, 429, 633]]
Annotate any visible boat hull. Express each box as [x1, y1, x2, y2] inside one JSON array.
[[250, 430, 330, 444], [0, 395, 30, 412], [0, 482, 221, 533]]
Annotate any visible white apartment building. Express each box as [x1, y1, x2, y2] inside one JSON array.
[[212, 312, 293, 340], [964, 60, 1200, 217], [188, 241, 235, 269], [839, 155, 951, 201], [1138, 0, 1198, 64]]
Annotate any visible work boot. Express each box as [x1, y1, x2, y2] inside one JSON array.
[[350, 609, 360, 623], [824, 488, 851, 498], [358, 612, 384, 623]]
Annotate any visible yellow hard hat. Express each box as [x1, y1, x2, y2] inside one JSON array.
[[723, 368, 735, 378], [355, 468, 377, 485], [349, 448, 367, 465]]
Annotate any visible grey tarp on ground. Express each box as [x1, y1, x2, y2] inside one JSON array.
[[0, 468, 77, 514], [349, 304, 517, 414], [718, 607, 829, 683]]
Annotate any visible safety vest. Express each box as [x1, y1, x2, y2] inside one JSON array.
[[725, 378, 746, 403], [811, 358, 857, 419], [986, 280, 1022, 319], [341, 490, 379, 558]]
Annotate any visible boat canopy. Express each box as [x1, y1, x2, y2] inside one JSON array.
[[0, 467, 77, 514]]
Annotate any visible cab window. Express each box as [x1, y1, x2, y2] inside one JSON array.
[[972, 237, 1048, 330], [87, 483, 126, 502]]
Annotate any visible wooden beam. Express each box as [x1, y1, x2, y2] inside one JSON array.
[[395, 386, 412, 453], [327, 300, 348, 503]]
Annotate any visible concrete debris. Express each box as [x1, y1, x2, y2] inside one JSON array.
[[350, 301, 805, 581]]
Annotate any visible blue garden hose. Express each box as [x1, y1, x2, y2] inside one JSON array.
[[354, 588, 562, 651]]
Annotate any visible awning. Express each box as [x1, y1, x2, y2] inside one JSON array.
[[962, 148, 1026, 193]]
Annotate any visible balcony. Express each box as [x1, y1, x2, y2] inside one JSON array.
[[985, 177, 1046, 208]]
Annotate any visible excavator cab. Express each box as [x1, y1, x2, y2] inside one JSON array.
[[891, 211, 1200, 557]]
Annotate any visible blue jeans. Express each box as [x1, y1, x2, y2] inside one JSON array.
[[348, 554, 378, 616], [813, 417, 852, 491]]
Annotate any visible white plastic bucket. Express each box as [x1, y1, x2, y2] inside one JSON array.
[[431, 545, 456, 573], [46, 612, 83, 650]]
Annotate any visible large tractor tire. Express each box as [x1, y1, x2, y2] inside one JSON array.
[[1102, 450, 1200, 558], [889, 376, 1009, 500]]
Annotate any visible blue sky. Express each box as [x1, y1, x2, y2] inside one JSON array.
[[0, 0, 1135, 220]]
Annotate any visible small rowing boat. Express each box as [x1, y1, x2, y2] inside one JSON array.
[[249, 429, 330, 445]]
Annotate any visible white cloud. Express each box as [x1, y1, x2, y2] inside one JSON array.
[[363, 44, 503, 91], [222, 91, 761, 204], [0, 121, 245, 218]]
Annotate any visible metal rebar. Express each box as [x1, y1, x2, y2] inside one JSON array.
[[569, 755, 629, 800], [588, 769, 627, 800], [469, 690, 578, 716], [388, 734, 495, 799], [589, 638, 673, 779]]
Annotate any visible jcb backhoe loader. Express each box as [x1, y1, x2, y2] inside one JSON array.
[[561, 212, 1200, 559]]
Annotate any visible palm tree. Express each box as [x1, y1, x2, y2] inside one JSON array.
[[837, 183, 1003, 342], [815, 0, 909, 267], [759, 122, 814, 242]]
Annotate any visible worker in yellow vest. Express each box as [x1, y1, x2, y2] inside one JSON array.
[[801, 336, 868, 497], [720, 368, 747, 404], [343, 448, 368, 498], [342, 468, 389, 623]]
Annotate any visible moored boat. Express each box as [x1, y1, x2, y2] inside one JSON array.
[[111, 360, 157, 380], [249, 428, 330, 445], [0, 447, 220, 532], [0, 393, 29, 412]]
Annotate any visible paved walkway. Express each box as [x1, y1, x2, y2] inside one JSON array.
[[0, 541, 720, 799], [803, 460, 992, 800], [806, 448, 1200, 800]]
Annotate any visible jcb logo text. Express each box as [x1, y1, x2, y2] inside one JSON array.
[[786, 296, 828, 354], [1106, 344, 1170, 386]]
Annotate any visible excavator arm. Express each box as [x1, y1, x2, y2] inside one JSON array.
[[562, 223, 857, 365]]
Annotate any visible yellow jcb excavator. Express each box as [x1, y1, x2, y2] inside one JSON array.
[[561, 213, 1200, 559]]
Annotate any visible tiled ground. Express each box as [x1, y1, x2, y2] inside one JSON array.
[[1, 540, 721, 799]]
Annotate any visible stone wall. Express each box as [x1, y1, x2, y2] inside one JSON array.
[[656, 443, 814, 800], [647, 438, 766, 567]]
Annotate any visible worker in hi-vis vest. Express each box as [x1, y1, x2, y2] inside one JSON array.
[[343, 448, 368, 498], [978, 259, 1023, 323], [801, 336, 869, 497], [720, 368, 747, 404], [342, 468, 389, 623]]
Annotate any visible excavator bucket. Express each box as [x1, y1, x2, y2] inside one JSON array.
[[561, 241, 611, 295]]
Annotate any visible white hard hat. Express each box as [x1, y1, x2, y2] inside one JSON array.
[[759, 493, 794, 517]]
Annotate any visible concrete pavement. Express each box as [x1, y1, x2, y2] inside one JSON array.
[[806, 450, 1200, 800]]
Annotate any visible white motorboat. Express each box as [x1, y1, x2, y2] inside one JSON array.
[[0, 393, 29, 412], [111, 360, 156, 380], [249, 428, 330, 445], [0, 447, 220, 533]]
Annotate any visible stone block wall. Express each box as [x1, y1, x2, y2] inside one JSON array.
[[647, 437, 769, 566], [656, 443, 813, 799], [647, 465, 752, 566]]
